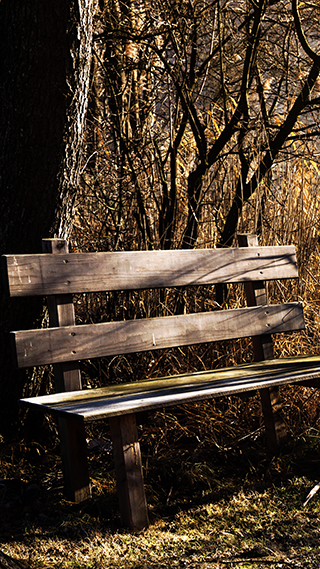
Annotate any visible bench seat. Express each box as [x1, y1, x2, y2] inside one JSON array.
[[20, 355, 320, 421]]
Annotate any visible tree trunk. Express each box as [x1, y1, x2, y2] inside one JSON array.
[[0, 1, 95, 437]]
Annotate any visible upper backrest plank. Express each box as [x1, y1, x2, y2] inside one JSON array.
[[12, 302, 304, 368], [3, 246, 298, 297]]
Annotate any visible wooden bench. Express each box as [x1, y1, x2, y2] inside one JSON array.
[[3, 234, 320, 531]]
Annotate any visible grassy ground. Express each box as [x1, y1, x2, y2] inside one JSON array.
[[1, 392, 320, 569]]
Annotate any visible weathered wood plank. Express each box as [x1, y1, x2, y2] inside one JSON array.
[[41, 240, 90, 503], [109, 414, 149, 530], [238, 234, 287, 450], [42, 239, 82, 392], [238, 234, 274, 361], [3, 246, 298, 297], [12, 302, 304, 368], [19, 355, 320, 421], [58, 415, 91, 502]]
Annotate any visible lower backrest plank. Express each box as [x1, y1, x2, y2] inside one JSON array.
[[12, 302, 305, 368]]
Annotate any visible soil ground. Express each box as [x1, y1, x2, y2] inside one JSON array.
[[1, 399, 320, 568]]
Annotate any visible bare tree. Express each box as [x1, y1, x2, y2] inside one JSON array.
[[79, 0, 320, 254]]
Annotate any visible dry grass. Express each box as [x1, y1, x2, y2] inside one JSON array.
[[1, 419, 320, 568], [2, 353, 320, 568], [4, 114, 320, 567], [2, 233, 320, 567]]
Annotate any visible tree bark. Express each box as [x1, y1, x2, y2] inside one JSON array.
[[0, 1, 95, 436]]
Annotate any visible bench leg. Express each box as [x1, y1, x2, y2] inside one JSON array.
[[259, 387, 287, 451], [109, 413, 149, 531], [58, 416, 91, 502]]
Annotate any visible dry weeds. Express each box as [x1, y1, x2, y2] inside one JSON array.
[[1, 391, 320, 569], [2, 259, 320, 568], [3, 139, 320, 567]]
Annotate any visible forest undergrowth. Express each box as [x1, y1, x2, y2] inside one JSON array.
[[3, 135, 320, 568], [3, 1, 320, 566], [2, 223, 320, 567], [1, 264, 320, 568], [1, 396, 320, 568]]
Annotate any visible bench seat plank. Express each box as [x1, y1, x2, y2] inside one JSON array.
[[4, 246, 297, 296], [19, 355, 320, 421], [12, 302, 304, 367]]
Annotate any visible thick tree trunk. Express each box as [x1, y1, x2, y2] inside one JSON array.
[[0, 1, 95, 436]]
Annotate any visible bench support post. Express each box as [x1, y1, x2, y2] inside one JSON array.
[[238, 233, 287, 451], [58, 416, 91, 502], [259, 387, 287, 450], [109, 413, 149, 531], [42, 238, 91, 502]]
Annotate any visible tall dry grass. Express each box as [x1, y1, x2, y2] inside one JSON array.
[[64, 140, 320, 456], [2, 141, 320, 569]]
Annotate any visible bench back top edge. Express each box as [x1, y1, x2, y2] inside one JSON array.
[[3, 245, 298, 297]]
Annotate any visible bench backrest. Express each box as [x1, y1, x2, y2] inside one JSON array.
[[3, 239, 304, 382]]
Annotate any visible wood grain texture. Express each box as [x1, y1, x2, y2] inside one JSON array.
[[42, 239, 82, 392], [19, 355, 320, 421], [109, 414, 149, 530], [12, 302, 305, 368], [4, 246, 298, 297], [238, 234, 274, 360], [58, 416, 91, 502], [41, 240, 89, 502], [238, 235, 287, 450]]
